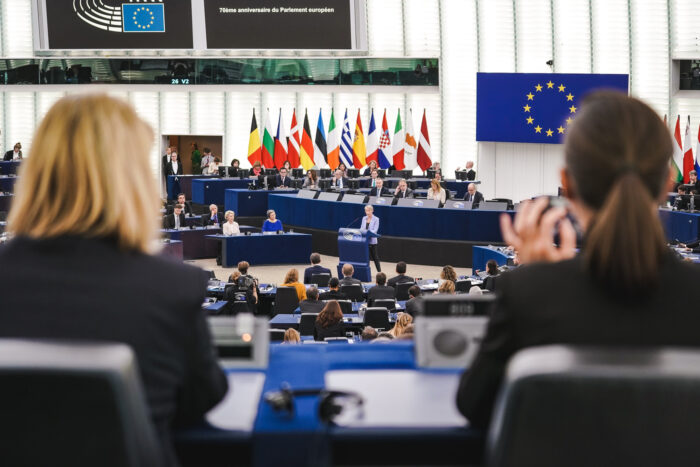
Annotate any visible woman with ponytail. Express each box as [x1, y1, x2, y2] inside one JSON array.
[[456, 92, 700, 430]]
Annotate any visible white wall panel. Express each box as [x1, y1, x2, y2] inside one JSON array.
[[2, 0, 32, 56], [366, 0, 404, 56], [191, 92, 225, 136], [478, 0, 515, 72], [514, 0, 552, 73], [130, 92, 161, 177], [553, 0, 591, 73], [226, 92, 261, 168], [671, 0, 700, 55], [160, 91, 190, 135], [404, 0, 441, 57], [591, 0, 630, 74]]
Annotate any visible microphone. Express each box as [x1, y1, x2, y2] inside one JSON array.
[[344, 217, 362, 229]]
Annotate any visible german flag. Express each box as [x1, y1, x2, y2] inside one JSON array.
[[247, 109, 262, 166], [300, 109, 315, 170]]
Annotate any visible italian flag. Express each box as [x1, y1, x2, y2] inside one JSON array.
[[392, 109, 405, 170], [327, 109, 340, 169]]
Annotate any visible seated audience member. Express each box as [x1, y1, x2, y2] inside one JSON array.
[[3, 142, 22, 161], [394, 178, 413, 199], [430, 161, 442, 176], [282, 268, 307, 302], [367, 272, 395, 305], [439, 265, 458, 285], [371, 331, 395, 343], [332, 169, 349, 189], [314, 300, 345, 341], [482, 259, 499, 291], [690, 170, 700, 193], [200, 148, 215, 174], [283, 161, 293, 174], [205, 204, 224, 227], [456, 92, 700, 433], [228, 270, 241, 284], [223, 210, 240, 236], [361, 326, 378, 341], [299, 286, 324, 314], [302, 170, 318, 189], [166, 151, 183, 176], [363, 160, 379, 176], [370, 177, 390, 197], [675, 186, 689, 210], [236, 261, 259, 312], [338, 162, 348, 175], [206, 156, 221, 175], [251, 160, 263, 176], [463, 183, 484, 205], [368, 169, 380, 188], [404, 285, 422, 317], [319, 277, 347, 301], [0, 94, 227, 464], [389, 312, 413, 338], [304, 252, 332, 284], [462, 161, 477, 180], [438, 280, 456, 294], [163, 204, 186, 230], [387, 261, 415, 288], [397, 324, 415, 340], [339, 263, 362, 287], [468, 285, 483, 295], [283, 328, 300, 344], [262, 209, 283, 232], [276, 167, 292, 188], [229, 158, 241, 176], [176, 193, 193, 216], [427, 178, 447, 204]]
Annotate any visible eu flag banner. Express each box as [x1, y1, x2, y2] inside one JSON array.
[[476, 73, 629, 144], [122, 4, 166, 33]]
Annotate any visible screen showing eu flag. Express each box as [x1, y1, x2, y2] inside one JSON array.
[[476, 73, 629, 144]]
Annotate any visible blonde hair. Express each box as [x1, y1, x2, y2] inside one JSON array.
[[8, 94, 158, 253], [430, 178, 441, 193], [283, 328, 300, 344], [390, 312, 413, 337], [439, 280, 455, 294], [225, 210, 235, 220], [283, 268, 299, 284]]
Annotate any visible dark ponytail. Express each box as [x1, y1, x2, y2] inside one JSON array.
[[565, 92, 673, 293]]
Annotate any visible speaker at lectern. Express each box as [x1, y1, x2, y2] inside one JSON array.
[[336, 228, 379, 282]]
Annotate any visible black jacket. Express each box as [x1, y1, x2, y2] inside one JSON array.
[[0, 236, 228, 465], [303, 265, 332, 284], [367, 285, 396, 305], [466, 169, 476, 181], [404, 296, 422, 317], [394, 188, 414, 199], [387, 274, 415, 288], [314, 320, 345, 341], [163, 212, 186, 230], [339, 276, 362, 287], [456, 254, 700, 432], [333, 177, 350, 189], [299, 299, 325, 314], [275, 175, 292, 188], [204, 212, 224, 227], [319, 290, 348, 301], [463, 190, 484, 205], [166, 161, 183, 176], [370, 186, 390, 197], [4, 150, 21, 161]]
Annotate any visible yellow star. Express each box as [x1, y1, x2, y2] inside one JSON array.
[[526, 92, 534, 101], [546, 129, 554, 137], [566, 93, 574, 101], [534, 125, 542, 133], [569, 105, 577, 113], [535, 84, 543, 92], [558, 84, 566, 92], [557, 126, 565, 134], [546, 81, 554, 89], [566, 117, 573, 125], [523, 104, 531, 112], [526, 116, 534, 124]]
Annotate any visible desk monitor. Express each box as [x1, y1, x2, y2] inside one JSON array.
[[340, 193, 368, 204], [455, 170, 467, 181], [376, 169, 387, 178], [317, 192, 342, 202], [419, 294, 496, 317], [207, 316, 269, 368], [291, 168, 303, 178], [318, 179, 331, 190], [346, 168, 360, 178], [391, 169, 413, 180], [347, 179, 360, 189], [396, 198, 440, 209], [218, 166, 230, 178], [238, 168, 250, 179], [427, 169, 438, 179], [264, 168, 278, 176], [297, 189, 318, 199], [320, 168, 332, 178], [478, 201, 509, 211]]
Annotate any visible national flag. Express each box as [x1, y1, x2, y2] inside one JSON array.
[[300, 109, 315, 170], [247, 109, 262, 166], [365, 109, 379, 166], [261, 109, 275, 168], [403, 109, 418, 171], [695, 122, 700, 174], [122, 4, 165, 32], [288, 109, 301, 168], [314, 109, 328, 168], [417, 109, 433, 172], [672, 115, 684, 184], [377, 109, 392, 169], [327, 109, 340, 169], [274, 109, 288, 170], [339, 109, 354, 168], [683, 116, 694, 183], [392, 109, 405, 170], [352, 109, 366, 168]]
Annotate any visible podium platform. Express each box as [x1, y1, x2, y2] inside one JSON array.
[[337, 228, 379, 282]]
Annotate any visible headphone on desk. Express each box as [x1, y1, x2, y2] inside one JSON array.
[[264, 382, 364, 424]]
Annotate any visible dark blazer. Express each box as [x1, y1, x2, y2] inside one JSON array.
[[466, 169, 476, 181], [303, 265, 332, 284], [275, 175, 292, 188], [456, 254, 700, 432], [3, 150, 20, 161], [463, 190, 484, 205], [333, 177, 350, 189], [387, 274, 415, 288], [168, 200, 193, 216], [314, 320, 345, 341], [482, 275, 498, 292], [0, 236, 228, 465], [339, 276, 362, 287], [166, 161, 183, 176], [204, 212, 224, 227], [394, 188, 414, 199], [404, 296, 422, 317], [368, 285, 396, 305], [370, 186, 391, 197], [163, 212, 186, 230], [319, 290, 348, 301], [299, 299, 325, 314]]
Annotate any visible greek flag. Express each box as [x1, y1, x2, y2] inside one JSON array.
[[339, 109, 354, 168]]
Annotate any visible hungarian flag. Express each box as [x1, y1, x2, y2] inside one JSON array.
[[314, 109, 328, 168], [365, 109, 379, 166], [684, 116, 694, 183], [695, 122, 700, 174], [352, 109, 366, 168], [274, 109, 288, 170], [327, 109, 340, 169], [416, 109, 433, 171], [300, 109, 315, 170], [288, 109, 301, 168], [377, 110, 392, 169], [339, 109, 354, 168], [392, 109, 405, 170], [403, 109, 418, 171], [261, 110, 275, 168], [247, 108, 262, 166], [672, 115, 684, 184]]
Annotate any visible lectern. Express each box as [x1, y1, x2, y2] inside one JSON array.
[[337, 228, 379, 282]]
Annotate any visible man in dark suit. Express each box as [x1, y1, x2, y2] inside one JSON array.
[[387, 262, 415, 288], [403, 285, 422, 317], [339, 263, 362, 287], [370, 178, 390, 197], [367, 272, 395, 306], [276, 167, 292, 188], [163, 204, 186, 230], [3, 142, 22, 161], [463, 183, 484, 205], [465, 161, 476, 181], [165, 152, 183, 176], [205, 204, 224, 227], [332, 169, 349, 189], [393, 179, 413, 199], [689, 170, 700, 193], [304, 252, 332, 284], [175, 193, 194, 216], [319, 277, 347, 301], [299, 287, 325, 314]]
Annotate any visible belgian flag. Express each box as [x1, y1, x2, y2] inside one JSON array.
[[247, 109, 262, 166]]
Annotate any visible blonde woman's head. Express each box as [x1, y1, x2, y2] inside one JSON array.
[[8, 94, 158, 253]]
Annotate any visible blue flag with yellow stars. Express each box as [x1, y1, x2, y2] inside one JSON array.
[[476, 73, 629, 144], [122, 3, 166, 33]]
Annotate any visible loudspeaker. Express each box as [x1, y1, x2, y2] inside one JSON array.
[[414, 316, 488, 368]]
